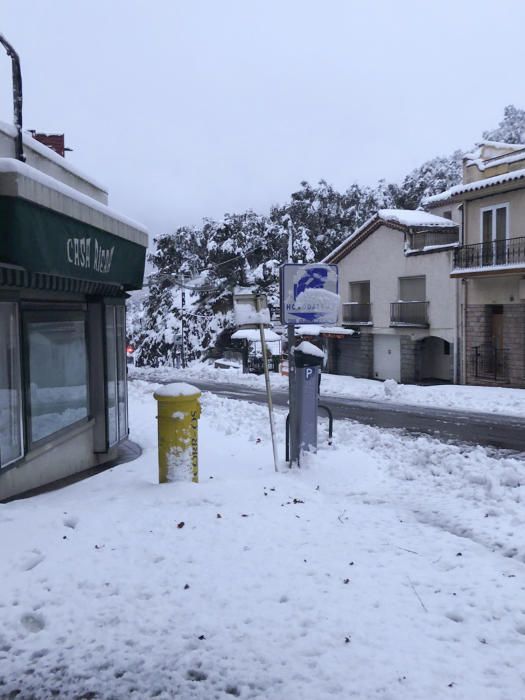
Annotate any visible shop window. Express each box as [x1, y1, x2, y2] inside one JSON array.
[[26, 312, 89, 444], [0, 302, 23, 467], [105, 304, 128, 446]]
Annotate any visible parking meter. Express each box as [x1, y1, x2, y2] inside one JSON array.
[[293, 348, 323, 454]]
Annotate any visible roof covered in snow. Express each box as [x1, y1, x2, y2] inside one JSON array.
[[377, 209, 457, 228], [423, 167, 525, 207], [296, 324, 355, 337], [231, 328, 281, 342], [323, 209, 457, 263], [0, 120, 108, 195], [0, 158, 148, 247]]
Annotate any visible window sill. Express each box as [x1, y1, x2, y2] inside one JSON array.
[[24, 418, 95, 464]]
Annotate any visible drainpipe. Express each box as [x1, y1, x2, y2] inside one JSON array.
[[459, 203, 467, 384], [0, 34, 25, 162]]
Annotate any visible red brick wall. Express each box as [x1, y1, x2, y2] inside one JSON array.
[[31, 133, 65, 157]]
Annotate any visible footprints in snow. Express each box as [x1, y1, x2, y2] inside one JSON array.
[[63, 514, 79, 529], [17, 514, 79, 573], [19, 550, 45, 572], [20, 612, 45, 633], [186, 668, 240, 696]]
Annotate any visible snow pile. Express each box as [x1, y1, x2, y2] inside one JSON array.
[[154, 382, 200, 397], [295, 325, 355, 337], [295, 340, 324, 358], [231, 329, 281, 342], [1, 381, 524, 699], [233, 304, 271, 327], [130, 362, 525, 418]]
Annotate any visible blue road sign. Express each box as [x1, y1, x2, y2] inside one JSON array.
[[280, 263, 339, 325]]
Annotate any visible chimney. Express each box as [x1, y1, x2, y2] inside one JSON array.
[[29, 131, 71, 157]]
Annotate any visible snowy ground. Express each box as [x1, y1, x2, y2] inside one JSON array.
[[1, 380, 525, 699], [130, 361, 525, 418]]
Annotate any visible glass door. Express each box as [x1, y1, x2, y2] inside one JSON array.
[[105, 304, 128, 447], [0, 302, 22, 467]]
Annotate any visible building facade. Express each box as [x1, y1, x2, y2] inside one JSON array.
[[424, 142, 525, 388], [323, 210, 459, 383], [0, 122, 148, 499]]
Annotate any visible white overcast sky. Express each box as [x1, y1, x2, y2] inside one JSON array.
[[2, 0, 525, 239]]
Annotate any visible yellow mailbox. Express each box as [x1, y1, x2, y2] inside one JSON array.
[[153, 383, 201, 483]]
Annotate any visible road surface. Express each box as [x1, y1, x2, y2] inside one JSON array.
[[139, 376, 525, 454]]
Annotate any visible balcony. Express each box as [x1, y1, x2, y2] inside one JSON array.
[[390, 301, 429, 327], [407, 229, 459, 252], [453, 236, 525, 276], [342, 302, 372, 324]]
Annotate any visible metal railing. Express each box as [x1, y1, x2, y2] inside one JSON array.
[[342, 302, 371, 324], [409, 230, 459, 251], [454, 236, 525, 270], [390, 301, 429, 326], [473, 343, 508, 382]]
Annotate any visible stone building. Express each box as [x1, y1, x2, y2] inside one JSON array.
[[425, 141, 525, 388]]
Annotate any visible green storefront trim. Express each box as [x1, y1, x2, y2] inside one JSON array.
[[0, 196, 146, 290]]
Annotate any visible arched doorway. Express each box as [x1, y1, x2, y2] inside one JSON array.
[[418, 336, 453, 383]]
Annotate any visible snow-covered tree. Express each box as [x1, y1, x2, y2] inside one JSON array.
[[483, 105, 525, 144], [131, 105, 524, 365], [394, 151, 463, 210]]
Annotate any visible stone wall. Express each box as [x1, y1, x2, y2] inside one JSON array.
[[503, 304, 525, 386], [465, 304, 525, 388]]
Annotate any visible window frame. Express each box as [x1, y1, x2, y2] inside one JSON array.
[[479, 203, 509, 243], [22, 305, 91, 450], [0, 297, 24, 470], [103, 300, 129, 449], [398, 275, 426, 302], [348, 280, 370, 304]]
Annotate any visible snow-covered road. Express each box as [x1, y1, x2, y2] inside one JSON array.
[[130, 362, 525, 418], [1, 379, 524, 699]]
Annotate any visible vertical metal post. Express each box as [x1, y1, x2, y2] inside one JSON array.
[[285, 220, 300, 466], [257, 295, 279, 473], [0, 35, 25, 162], [287, 323, 299, 466]]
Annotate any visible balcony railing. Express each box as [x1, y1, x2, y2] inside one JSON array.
[[342, 302, 372, 324], [454, 236, 525, 270], [390, 301, 429, 326], [473, 343, 508, 382], [408, 230, 459, 251]]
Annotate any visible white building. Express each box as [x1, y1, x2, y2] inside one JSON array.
[[323, 209, 459, 383]]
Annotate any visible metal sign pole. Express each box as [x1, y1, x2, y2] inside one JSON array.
[[255, 295, 279, 472]]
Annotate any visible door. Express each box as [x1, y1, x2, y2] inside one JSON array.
[[373, 335, 401, 381], [491, 306, 504, 350], [105, 304, 128, 447]]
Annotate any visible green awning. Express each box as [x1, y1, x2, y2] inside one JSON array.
[[0, 196, 146, 290]]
